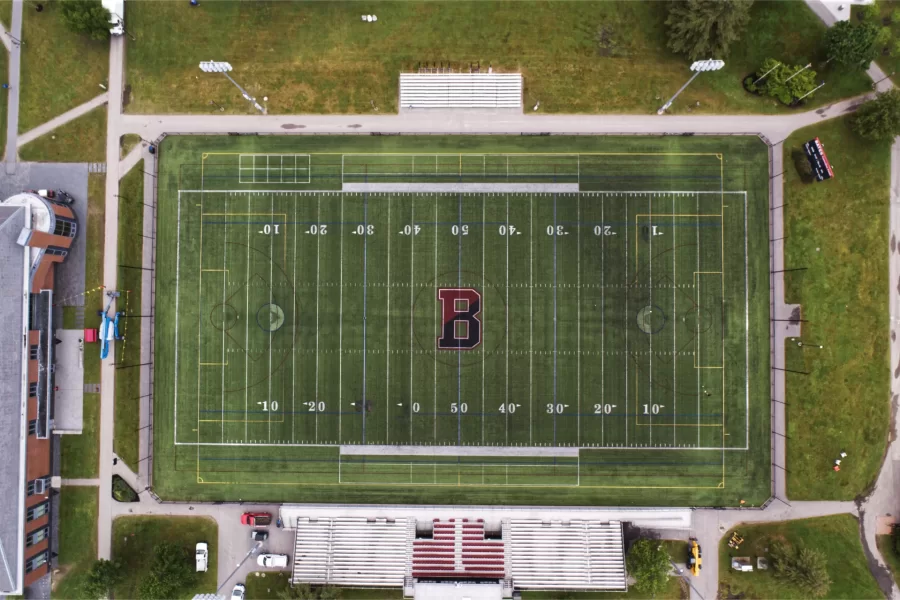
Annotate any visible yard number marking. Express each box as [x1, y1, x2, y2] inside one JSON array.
[[643, 403, 664, 415], [257, 401, 279, 412], [593, 403, 616, 414], [260, 224, 280, 235]]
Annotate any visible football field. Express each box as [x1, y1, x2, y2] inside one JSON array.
[[153, 135, 771, 506]]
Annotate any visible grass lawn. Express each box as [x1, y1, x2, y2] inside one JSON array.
[[51, 487, 99, 600], [60, 173, 106, 478], [876, 534, 900, 586], [19, 1, 107, 133], [120, 133, 142, 159], [125, 1, 868, 116], [114, 161, 144, 469], [782, 117, 891, 500], [718, 515, 880, 599], [0, 1, 10, 29], [153, 134, 770, 507], [112, 516, 217, 600], [60, 398, 99, 478], [19, 105, 106, 162]]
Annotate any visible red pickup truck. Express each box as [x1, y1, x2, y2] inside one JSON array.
[[240, 512, 272, 526]]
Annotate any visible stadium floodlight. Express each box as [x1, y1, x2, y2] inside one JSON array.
[[199, 60, 266, 114], [657, 58, 725, 115]]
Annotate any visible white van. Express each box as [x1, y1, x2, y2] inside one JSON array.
[[195, 542, 209, 572], [256, 553, 289, 568]]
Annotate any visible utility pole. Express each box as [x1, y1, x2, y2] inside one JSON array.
[[657, 59, 724, 115], [199, 61, 265, 114]]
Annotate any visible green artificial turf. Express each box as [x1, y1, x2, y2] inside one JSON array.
[[113, 161, 144, 469], [52, 487, 99, 600], [152, 134, 770, 507], [18, 1, 107, 133], [112, 516, 217, 600], [19, 105, 106, 163], [124, 1, 867, 116], [718, 515, 881, 599], [782, 117, 891, 500]]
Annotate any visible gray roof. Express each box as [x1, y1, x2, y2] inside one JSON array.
[[0, 205, 27, 593]]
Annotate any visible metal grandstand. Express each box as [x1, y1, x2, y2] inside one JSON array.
[[287, 515, 626, 597]]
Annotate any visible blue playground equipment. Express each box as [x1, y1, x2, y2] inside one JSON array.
[[98, 291, 125, 359]]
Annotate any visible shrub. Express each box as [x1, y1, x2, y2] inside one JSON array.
[[112, 475, 139, 502], [770, 541, 832, 598], [750, 59, 819, 105]]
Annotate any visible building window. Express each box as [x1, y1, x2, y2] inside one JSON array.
[[29, 382, 38, 397], [45, 246, 69, 258], [28, 419, 37, 435], [26, 501, 49, 522], [25, 527, 49, 547], [26, 476, 50, 496], [29, 344, 39, 360], [53, 218, 76, 238], [24, 550, 48, 574]]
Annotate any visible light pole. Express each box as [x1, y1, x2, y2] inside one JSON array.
[[657, 59, 724, 115], [4, 32, 23, 46], [784, 63, 812, 83], [752, 61, 781, 86], [795, 81, 826, 103], [199, 61, 265, 114]]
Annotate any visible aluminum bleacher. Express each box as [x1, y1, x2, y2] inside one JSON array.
[[505, 519, 627, 590], [291, 517, 414, 587], [399, 73, 522, 109]]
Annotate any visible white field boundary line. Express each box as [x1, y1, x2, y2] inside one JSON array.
[[179, 190, 748, 195], [174, 440, 749, 450], [172, 189, 751, 452]]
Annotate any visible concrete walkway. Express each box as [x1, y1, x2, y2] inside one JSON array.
[[17, 93, 108, 147], [60, 478, 99, 486], [97, 33, 124, 561], [115, 93, 872, 142], [4, 0, 22, 172]]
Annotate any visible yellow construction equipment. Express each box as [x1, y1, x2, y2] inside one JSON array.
[[689, 539, 703, 576]]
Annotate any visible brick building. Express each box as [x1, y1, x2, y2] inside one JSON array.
[[0, 191, 77, 594]]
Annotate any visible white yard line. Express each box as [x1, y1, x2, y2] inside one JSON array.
[[529, 194, 534, 444], [339, 193, 344, 443], [433, 194, 438, 442], [386, 193, 392, 443], [315, 193, 321, 443], [244, 193, 251, 441], [221, 195, 228, 442], [673, 193, 677, 445], [505, 193, 510, 445], [268, 193, 274, 442], [292, 192, 298, 443], [482, 193, 486, 444], [409, 196, 415, 444], [696, 192, 701, 446], [577, 193, 581, 445], [649, 193, 653, 446], [624, 193, 629, 448], [601, 193, 605, 446], [174, 192, 182, 444]]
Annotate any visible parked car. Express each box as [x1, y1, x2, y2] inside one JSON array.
[[240, 512, 272, 526], [257, 553, 289, 568], [251, 529, 268, 542], [195, 542, 208, 572], [231, 583, 246, 600]]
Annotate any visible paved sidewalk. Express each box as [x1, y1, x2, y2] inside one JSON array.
[[17, 93, 109, 147], [61, 478, 100, 486], [4, 0, 22, 172], [98, 33, 125, 561]]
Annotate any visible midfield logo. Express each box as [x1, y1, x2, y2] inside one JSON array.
[[436, 288, 482, 350]]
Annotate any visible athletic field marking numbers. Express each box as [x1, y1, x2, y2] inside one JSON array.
[[546, 403, 566, 414], [399, 225, 422, 236], [652, 225, 663, 236], [306, 224, 327, 235], [643, 403, 664, 415], [593, 225, 616, 236], [594, 403, 616, 414], [353, 225, 375, 235], [451, 402, 468, 414], [498, 403, 520, 414], [305, 401, 325, 412], [451, 225, 469, 236], [260, 224, 280, 235], [546, 225, 567, 236], [257, 401, 278, 412], [412, 402, 420, 413], [498, 225, 518, 236]]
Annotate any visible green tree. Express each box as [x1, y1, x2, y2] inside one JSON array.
[[770, 541, 832, 598], [891, 7, 900, 24], [853, 89, 900, 140], [746, 59, 819, 105], [876, 26, 893, 49], [665, 0, 754, 60], [138, 543, 196, 599], [80, 559, 123, 599], [626, 539, 670, 597], [826, 21, 879, 69], [276, 583, 341, 600], [58, 0, 111, 41], [861, 1, 881, 22]]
